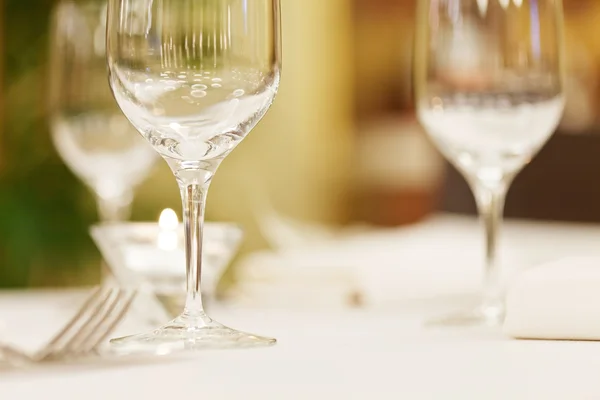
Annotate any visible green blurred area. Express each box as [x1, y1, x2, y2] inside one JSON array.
[[0, 0, 94, 287], [0, 0, 167, 288]]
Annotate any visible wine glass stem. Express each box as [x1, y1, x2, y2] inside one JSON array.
[[180, 181, 210, 318], [96, 190, 133, 222], [472, 180, 508, 311]]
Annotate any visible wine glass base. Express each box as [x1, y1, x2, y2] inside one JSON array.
[[426, 303, 505, 328], [110, 315, 276, 356]]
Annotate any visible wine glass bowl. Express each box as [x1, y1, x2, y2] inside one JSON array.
[[419, 91, 564, 177], [414, 0, 565, 326], [106, 0, 281, 353], [108, 1, 280, 162]]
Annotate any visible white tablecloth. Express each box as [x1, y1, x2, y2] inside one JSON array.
[[2, 215, 600, 399]]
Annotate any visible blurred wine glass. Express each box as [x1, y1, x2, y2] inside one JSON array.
[[49, 0, 158, 222], [414, 0, 566, 326]]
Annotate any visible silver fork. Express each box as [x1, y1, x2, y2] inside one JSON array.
[[0, 286, 136, 366]]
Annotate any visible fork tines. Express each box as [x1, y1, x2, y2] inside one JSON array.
[[38, 286, 137, 362]]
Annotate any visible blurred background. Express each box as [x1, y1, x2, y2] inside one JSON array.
[[2, 0, 600, 289]]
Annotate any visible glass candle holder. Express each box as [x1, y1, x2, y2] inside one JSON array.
[[90, 220, 243, 323]]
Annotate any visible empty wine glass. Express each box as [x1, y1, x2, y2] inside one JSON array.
[[414, 0, 565, 326], [106, 0, 281, 353], [49, 0, 158, 222]]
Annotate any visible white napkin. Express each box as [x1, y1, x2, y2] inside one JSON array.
[[504, 257, 600, 341]]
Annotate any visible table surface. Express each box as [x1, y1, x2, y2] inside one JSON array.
[[3, 215, 600, 400]]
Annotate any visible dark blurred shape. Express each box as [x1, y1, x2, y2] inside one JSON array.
[[441, 130, 600, 223]]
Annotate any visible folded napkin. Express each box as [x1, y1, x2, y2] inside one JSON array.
[[504, 257, 600, 341]]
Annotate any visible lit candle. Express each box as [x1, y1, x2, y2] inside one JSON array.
[[157, 208, 179, 251]]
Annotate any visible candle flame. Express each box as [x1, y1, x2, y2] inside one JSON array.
[[159, 208, 179, 231]]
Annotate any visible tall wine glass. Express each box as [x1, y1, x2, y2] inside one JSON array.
[[414, 0, 565, 326], [106, 0, 281, 352], [49, 0, 158, 222]]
